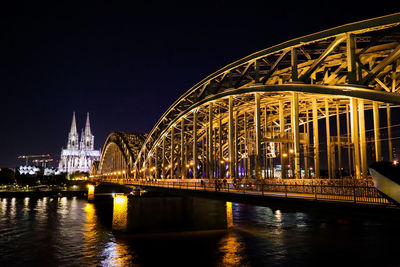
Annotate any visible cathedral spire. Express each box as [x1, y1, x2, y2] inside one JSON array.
[[70, 111, 78, 135], [84, 112, 92, 136], [67, 111, 79, 150], [79, 128, 85, 150], [82, 112, 94, 150]]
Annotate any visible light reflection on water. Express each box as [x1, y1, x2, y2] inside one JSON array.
[[218, 230, 247, 267], [83, 202, 134, 266], [9, 198, 16, 222], [100, 239, 133, 267], [1, 197, 400, 266]]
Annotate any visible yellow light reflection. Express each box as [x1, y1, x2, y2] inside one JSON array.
[[88, 185, 95, 201], [84, 203, 96, 224], [226, 202, 233, 228], [23, 197, 29, 214], [61, 196, 68, 205], [1, 198, 7, 213], [273, 209, 284, 236], [10, 198, 16, 220], [83, 199, 133, 265], [112, 194, 128, 231], [219, 231, 244, 266], [83, 202, 98, 260], [275, 210, 282, 222]]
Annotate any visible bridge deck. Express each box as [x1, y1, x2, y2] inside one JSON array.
[[97, 179, 398, 209]]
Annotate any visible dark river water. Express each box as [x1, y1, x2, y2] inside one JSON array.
[[1, 196, 400, 266]]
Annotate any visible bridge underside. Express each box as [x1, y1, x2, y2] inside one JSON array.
[[92, 13, 400, 181]]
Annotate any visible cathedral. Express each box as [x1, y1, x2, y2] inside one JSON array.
[[58, 112, 101, 174]]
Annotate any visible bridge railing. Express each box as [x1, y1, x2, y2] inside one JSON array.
[[111, 178, 391, 206]]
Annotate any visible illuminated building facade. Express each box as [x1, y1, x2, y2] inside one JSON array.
[[58, 112, 101, 174]]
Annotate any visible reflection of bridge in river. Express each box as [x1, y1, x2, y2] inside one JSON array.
[[91, 14, 400, 207]]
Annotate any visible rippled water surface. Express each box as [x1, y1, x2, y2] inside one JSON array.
[[1, 196, 400, 266]]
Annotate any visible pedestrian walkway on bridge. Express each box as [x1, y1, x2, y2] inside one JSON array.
[[93, 178, 397, 209]]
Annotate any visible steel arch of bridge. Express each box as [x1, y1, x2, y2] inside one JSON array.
[[93, 132, 146, 179], [96, 13, 400, 181]]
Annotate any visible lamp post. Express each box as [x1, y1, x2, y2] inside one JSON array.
[[289, 148, 295, 178], [282, 152, 288, 178]]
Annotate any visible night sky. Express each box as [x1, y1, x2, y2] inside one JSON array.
[[0, 1, 398, 167]]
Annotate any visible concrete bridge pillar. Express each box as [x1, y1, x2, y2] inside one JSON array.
[[88, 184, 95, 202], [113, 194, 128, 231], [112, 194, 230, 233]]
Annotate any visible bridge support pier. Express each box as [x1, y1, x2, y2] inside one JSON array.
[[113, 194, 128, 231], [88, 184, 95, 202], [112, 194, 230, 233]]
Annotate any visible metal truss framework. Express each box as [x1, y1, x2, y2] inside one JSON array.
[[93, 132, 146, 178], [94, 13, 400, 180]]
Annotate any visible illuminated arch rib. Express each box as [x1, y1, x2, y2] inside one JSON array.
[[145, 15, 400, 147], [95, 132, 147, 177], [134, 13, 400, 180]]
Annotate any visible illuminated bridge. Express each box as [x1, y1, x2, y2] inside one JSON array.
[[91, 13, 400, 207]]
